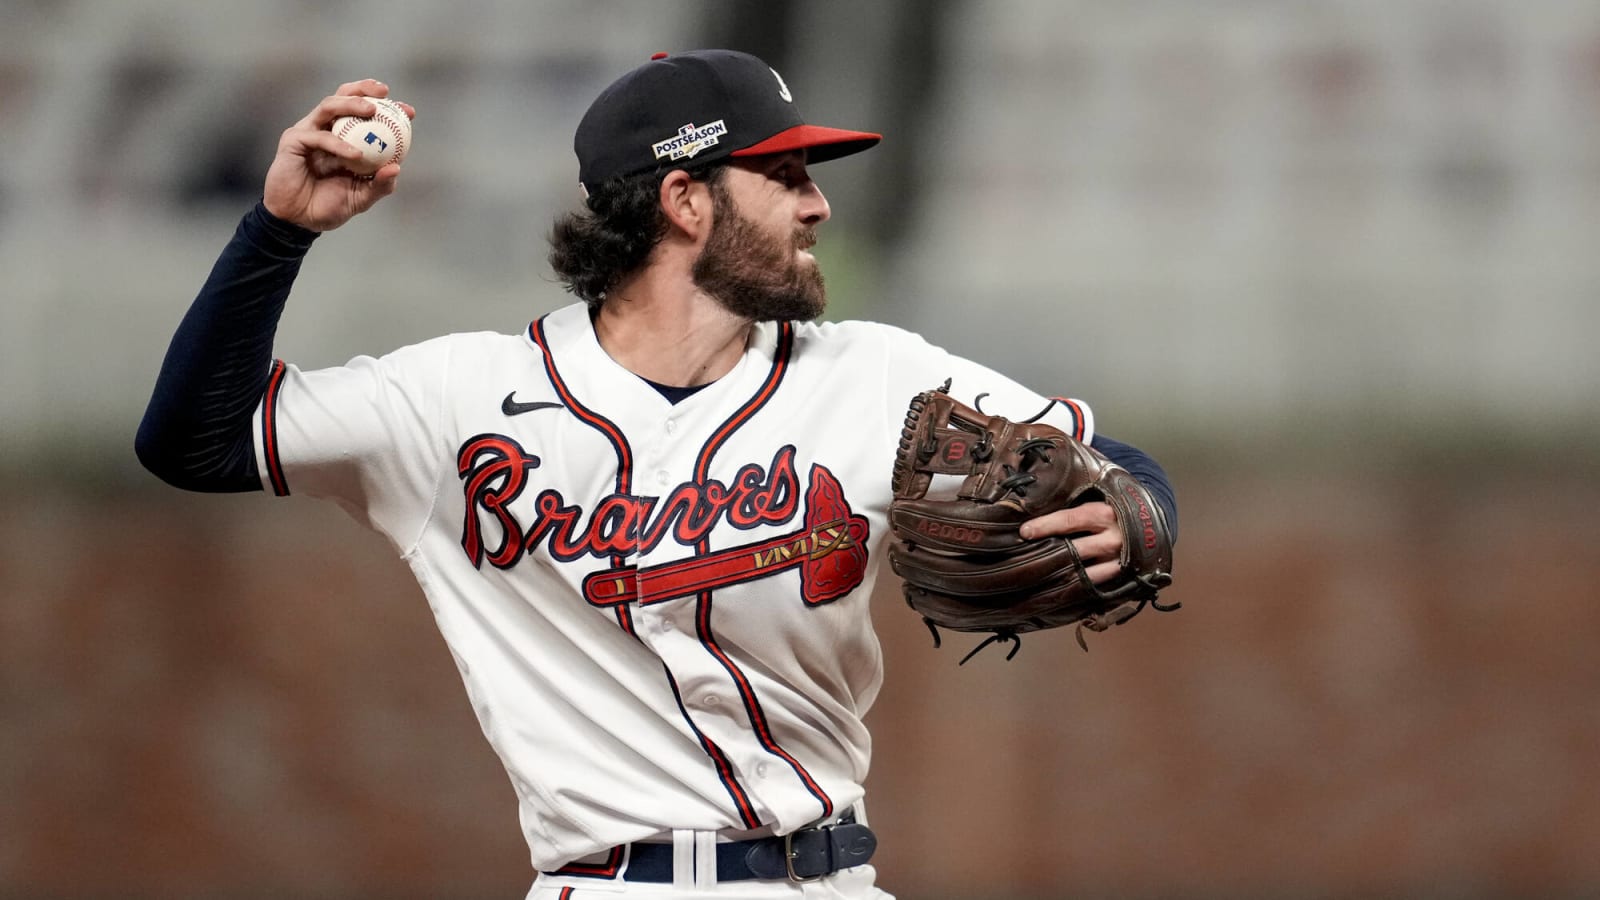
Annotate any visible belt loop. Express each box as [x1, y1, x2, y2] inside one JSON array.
[[671, 829, 694, 888], [694, 830, 718, 886]]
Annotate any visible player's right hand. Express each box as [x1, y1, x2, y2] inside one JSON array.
[[263, 79, 416, 232], [1019, 500, 1125, 585]]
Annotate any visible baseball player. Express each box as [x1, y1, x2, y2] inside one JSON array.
[[137, 50, 1177, 899]]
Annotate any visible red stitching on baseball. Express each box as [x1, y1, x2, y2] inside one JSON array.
[[336, 106, 407, 162], [369, 101, 407, 157], [372, 114, 406, 158]]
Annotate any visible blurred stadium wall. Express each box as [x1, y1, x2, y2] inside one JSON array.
[[2, 1, 1598, 898]]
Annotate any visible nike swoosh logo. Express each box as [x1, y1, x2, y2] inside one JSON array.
[[501, 392, 564, 416]]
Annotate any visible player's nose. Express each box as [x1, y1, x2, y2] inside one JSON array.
[[799, 180, 830, 226]]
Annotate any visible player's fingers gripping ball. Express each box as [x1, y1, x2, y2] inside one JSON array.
[[332, 98, 411, 167]]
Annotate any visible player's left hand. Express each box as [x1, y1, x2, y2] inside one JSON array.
[[1019, 501, 1124, 585]]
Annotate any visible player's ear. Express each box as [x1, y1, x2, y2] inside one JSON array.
[[658, 169, 713, 241]]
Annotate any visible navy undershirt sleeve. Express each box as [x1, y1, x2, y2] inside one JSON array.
[[135, 202, 319, 492], [1090, 433, 1179, 543]]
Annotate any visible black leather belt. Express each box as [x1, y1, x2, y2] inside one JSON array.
[[572, 811, 877, 884]]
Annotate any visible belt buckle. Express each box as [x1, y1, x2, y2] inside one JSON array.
[[783, 824, 828, 884]]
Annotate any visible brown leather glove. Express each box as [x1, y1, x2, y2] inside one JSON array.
[[888, 383, 1177, 662]]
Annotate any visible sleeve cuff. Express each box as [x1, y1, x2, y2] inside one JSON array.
[[241, 200, 321, 259]]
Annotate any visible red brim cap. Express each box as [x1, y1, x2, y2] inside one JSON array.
[[576, 51, 883, 188], [731, 123, 882, 164]]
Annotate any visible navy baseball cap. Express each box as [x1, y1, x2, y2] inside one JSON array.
[[575, 49, 882, 194]]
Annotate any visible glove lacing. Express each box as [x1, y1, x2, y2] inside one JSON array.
[[918, 617, 1024, 665], [997, 437, 1055, 496]]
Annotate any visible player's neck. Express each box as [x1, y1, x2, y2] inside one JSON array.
[[592, 280, 752, 389]]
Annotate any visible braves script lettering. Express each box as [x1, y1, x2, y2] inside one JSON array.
[[580, 463, 870, 608], [457, 434, 800, 569]]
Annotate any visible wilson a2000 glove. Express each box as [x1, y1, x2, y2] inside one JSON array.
[[887, 383, 1177, 662]]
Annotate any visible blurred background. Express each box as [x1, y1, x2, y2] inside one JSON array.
[[3, 0, 1599, 897]]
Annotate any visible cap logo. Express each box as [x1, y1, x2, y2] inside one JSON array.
[[651, 120, 729, 161], [770, 67, 793, 102]]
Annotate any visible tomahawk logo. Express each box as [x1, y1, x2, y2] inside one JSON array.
[[652, 120, 729, 161], [770, 67, 793, 102], [582, 463, 869, 608]]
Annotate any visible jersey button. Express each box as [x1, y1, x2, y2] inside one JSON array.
[[755, 762, 771, 778], [665, 419, 678, 435], [656, 469, 671, 486]]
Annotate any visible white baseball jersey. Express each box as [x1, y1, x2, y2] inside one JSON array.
[[251, 301, 1093, 874]]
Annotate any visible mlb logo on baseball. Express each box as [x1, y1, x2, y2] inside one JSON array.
[[651, 120, 728, 161], [332, 97, 410, 167]]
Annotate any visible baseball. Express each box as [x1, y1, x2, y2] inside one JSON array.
[[332, 97, 411, 167]]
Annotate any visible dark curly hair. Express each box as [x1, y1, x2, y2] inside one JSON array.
[[548, 163, 727, 308]]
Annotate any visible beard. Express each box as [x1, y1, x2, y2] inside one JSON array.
[[692, 185, 826, 322]]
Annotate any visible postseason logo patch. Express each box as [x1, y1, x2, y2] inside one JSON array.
[[652, 120, 729, 161]]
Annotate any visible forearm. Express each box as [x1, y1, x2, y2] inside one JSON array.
[[1091, 433, 1178, 543], [135, 202, 319, 492]]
